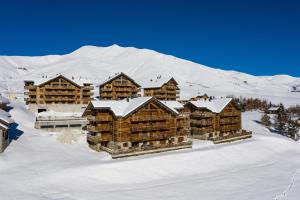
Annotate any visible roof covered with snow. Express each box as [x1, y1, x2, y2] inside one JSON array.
[[89, 97, 178, 117], [160, 101, 184, 113], [140, 75, 177, 89], [98, 72, 141, 87], [25, 74, 92, 87], [0, 110, 14, 125], [268, 106, 280, 111], [189, 98, 233, 113], [0, 122, 8, 130]]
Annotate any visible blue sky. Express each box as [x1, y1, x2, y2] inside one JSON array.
[[0, 0, 299, 76]]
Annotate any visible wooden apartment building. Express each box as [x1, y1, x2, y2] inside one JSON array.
[[0, 110, 14, 153], [143, 77, 180, 100], [0, 95, 9, 110], [184, 98, 251, 144], [99, 73, 141, 100], [82, 97, 191, 158], [24, 75, 94, 105]]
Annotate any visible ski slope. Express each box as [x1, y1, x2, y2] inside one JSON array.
[[0, 45, 300, 106], [0, 101, 300, 200]]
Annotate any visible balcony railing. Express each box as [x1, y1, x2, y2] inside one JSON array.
[[220, 111, 240, 117], [131, 115, 171, 122], [191, 119, 213, 126], [131, 124, 170, 132]]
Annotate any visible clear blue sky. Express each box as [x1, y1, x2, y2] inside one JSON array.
[[0, 0, 299, 76]]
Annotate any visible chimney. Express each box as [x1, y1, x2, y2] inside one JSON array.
[[126, 97, 129, 102]]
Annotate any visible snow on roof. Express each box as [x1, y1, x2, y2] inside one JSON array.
[[25, 75, 92, 87], [98, 72, 141, 87], [160, 101, 183, 114], [140, 75, 175, 88], [0, 122, 8, 130], [0, 95, 9, 104], [90, 97, 177, 117], [189, 98, 233, 113], [0, 112, 14, 124], [91, 97, 152, 117], [268, 106, 280, 111]]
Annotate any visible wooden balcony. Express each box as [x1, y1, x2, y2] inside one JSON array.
[[87, 133, 112, 143], [24, 85, 36, 89], [131, 124, 170, 132], [100, 93, 113, 97], [44, 97, 77, 102], [191, 127, 213, 134], [113, 82, 132, 87], [82, 92, 94, 96], [87, 115, 113, 122], [83, 86, 94, 90], [220, 118, 240, 125], [221, 111, 240, 117], [220, 124, 240, 132], [24, 98, 36, 102], [131, 115, 171, 122], [191, 119, 213, 126], [24, 91, 36, 95], [100, 88, 112, 92], [190, 113, 214, 118], [44, 85, 77, 90], [115, 87, 132, 92], [131, 132, 174, 141], [44, 91, 76, 95]]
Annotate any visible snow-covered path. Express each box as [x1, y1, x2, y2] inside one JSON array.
[[0, 102, 300, 200]]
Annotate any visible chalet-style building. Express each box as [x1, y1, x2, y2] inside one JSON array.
[[99, 73, 141, 100], [142, 77, 180, 100], [24, 75, 93, 105], [0, 95, 9, 110], [82, 97, 191, 158], [189, 94, 209, 101], [0, 110, 14, 153], [266, 106, 280, 114], [184, 98, 251, 144]]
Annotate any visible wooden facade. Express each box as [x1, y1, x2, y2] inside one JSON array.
[[0, 95, 9, 110], [184, 98, 251, 143], [83, 97, 191, 158], [24, 75, 93, 105], [0, 123, 9, 153], [99, 73, 141, 100], [0, 113, 13, 153], [143, 78, 180, 100]]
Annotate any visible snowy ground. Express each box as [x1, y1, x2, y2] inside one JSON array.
[[1, 101, 300, 200]]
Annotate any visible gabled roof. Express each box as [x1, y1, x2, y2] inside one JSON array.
[[98, 72, 141, 87], [0, 111, 14, 125], [141, 76, 178, 89], [84, 97, 178, 118], [0, 122, 8, 130], [25, 75, 92, 87], [187, 98, 234, 113], [160, 101, 184, 113], [268, 106, 280, 111]]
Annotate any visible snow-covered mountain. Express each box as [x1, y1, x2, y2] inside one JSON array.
[[0, 44, 299, 105]]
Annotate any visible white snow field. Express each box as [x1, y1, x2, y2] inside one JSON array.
[[0, 101, 299, 200], [0, 45, 299, 106]]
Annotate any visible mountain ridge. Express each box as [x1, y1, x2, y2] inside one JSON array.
[[0, 45, 299, 105]]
